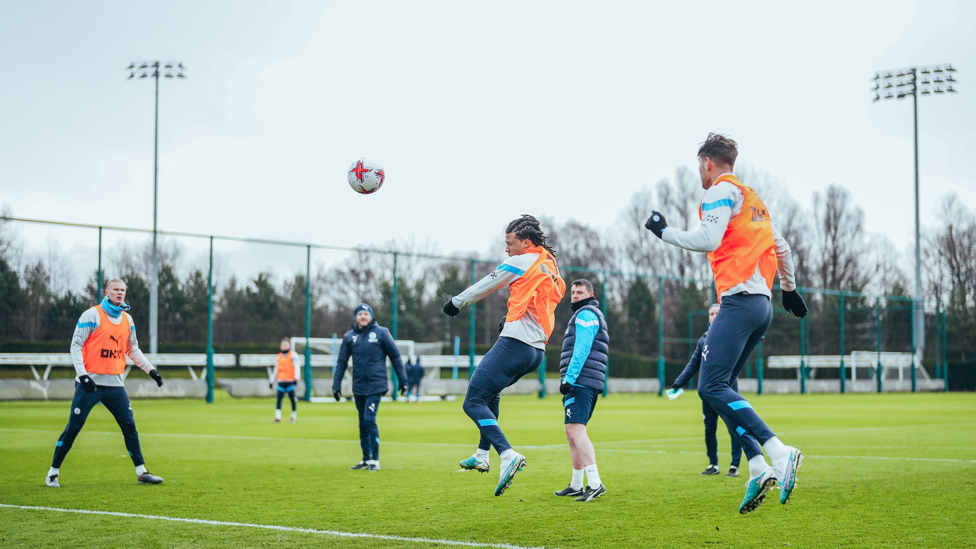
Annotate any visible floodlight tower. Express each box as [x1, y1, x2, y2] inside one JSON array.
[[127, 61, 186, 354], [871, 63, 958, 361]]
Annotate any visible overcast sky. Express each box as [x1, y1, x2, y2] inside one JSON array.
[[1, 0, 973, 286]]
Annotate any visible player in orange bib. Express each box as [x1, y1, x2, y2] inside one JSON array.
[[46, 278, 165, 488], [271, 337, 301, 422], [443, 215, 566, 497], [645, 134, 808, 514]]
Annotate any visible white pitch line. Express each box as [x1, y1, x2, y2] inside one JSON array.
[[0, 504, 549, 549]]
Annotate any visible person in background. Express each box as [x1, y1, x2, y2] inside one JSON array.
[[407, 356, 424, 403], [671, 304, 743, 477], [332, 304, 408, 472], [271, 336, 300, 423]]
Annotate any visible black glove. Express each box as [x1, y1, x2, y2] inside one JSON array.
[[400, 385, 408, 396], [559, 379, 572, 395], [644, 211, 668, 239], [443, 299, 460, 317], [269, 382, 274, 389], [782, 290, 808, 318], [333, 390, 341, 402], [149, 369, 163, 387], [498, 316, 506, 334], [669, 383, 682, 391], [79, 374, 97, 394]]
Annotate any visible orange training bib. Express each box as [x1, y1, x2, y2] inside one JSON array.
[[82, 305, 130, 375], [505, 247, 566, 342]]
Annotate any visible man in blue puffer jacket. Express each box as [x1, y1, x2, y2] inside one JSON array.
[[555, 279, 609, 502], [332, 304, 407, 472]]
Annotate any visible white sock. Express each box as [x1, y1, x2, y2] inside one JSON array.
[[366, 460, 378, 466], [291, 411, 297, 420], [474, 448, 490, 461], [135, 464, 147, 476], [571, 469, 584, 490], [584, 464, 601, 488], [763, 437, 790, 467], [48, 467, 59, 477], [747, 455, 769, 479], [499, 449, 515, 463], [274, 409, 281, 420]]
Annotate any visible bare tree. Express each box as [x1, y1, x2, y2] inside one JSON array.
[[812, 184, 869, 290]]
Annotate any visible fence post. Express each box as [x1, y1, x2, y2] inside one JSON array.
[[206, 236, 214, 404], [452, 336, 460, 395], [601, 270, 609, 398], [757, 339, 763, 395], [468, 259, 476, 378], [538, 354, 546, 398], [303, 245, 312, 401], [97, 227, 103, 298], [911, 294, 917, 393], [799, 289, 806, 395], [942, 304, 948, 392], [391, 252, 399, 401], [840, 294, 846, 394], [935, 302, 941, 382], [876, 298, 882, 394], [657, 276, 664, 397]]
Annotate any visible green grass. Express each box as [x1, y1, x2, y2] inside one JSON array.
[[1, 392, 974, 548]]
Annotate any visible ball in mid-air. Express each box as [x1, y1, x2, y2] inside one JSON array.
[[347, 158, 385, 195]]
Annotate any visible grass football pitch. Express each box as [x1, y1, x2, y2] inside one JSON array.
[[1, 391, 974, 548]]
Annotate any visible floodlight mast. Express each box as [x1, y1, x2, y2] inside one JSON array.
[[127, 60, 186, 354], [872, 63, 958, 363]]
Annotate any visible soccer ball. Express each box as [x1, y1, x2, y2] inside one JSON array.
[[347, 158, 385, 195]]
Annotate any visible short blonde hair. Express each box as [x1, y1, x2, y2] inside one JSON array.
[[105, 278, 126, 292]]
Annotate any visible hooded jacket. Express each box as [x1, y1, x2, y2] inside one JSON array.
[[333, 320, 407, 396]]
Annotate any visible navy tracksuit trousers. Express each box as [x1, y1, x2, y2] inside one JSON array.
[[276, 381, 297, 411], [698, 293, 775, 459], [463, 337, 544, 454], [52, 384, 144, 468], [703, 400, 742, 467], [354, 393, 382, 461]]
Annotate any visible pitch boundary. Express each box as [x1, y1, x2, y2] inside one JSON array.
[[0, 504, 549, 549]]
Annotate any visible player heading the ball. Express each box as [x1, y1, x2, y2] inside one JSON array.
[[645, 133, 808, 514], [444, 215, 566, 497]]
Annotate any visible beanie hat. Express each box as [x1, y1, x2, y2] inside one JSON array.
[[354, 303, 373, 319]]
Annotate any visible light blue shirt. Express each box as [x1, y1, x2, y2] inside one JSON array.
[[564, 309, 599, 386]]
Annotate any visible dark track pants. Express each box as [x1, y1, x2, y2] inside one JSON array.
[[698, 293, 776, 453], [463, 337, 544, 454], [276, 381, 297, 411], [51, 383, 144, 468], [354, 393, 382, 461], [703, 400, 742, 467]]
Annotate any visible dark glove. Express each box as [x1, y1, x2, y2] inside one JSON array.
[[559, 379, 572, 395], [333, 390, 341, 402], [782, 290, 808, 318], [269, 382, 274, 389], [443, 299, 460, 317], [669, 383, 682, 391], [644, 211, 668, 239], [149, 369, 164, 387], [400, 385, 408, 396], [79, 374, 97, 394], [498, 316, 506, 334]]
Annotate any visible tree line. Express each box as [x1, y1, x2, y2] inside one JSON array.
[[1, 168, 974, 372]]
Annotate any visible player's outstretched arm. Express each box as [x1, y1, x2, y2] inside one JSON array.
[[443, 255, 535, 315], [646, 183, 736, 252]]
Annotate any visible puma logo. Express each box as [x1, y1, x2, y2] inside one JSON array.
[[109, 335, 120, 345], [702, 345, 709, 362]]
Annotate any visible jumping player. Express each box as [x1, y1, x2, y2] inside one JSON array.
[[671, 303, 745, 478], [554, 279, 609, 502], [46, 278, 164, 487], [271, 337, 300, 423], [443, 215, 565, 497], [644, 133, 808, 513]]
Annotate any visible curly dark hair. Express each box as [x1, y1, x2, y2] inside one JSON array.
[[505, 215, 556, 256], [697, 132, 738, 168]]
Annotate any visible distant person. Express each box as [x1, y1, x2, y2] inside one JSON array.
[[407, 357, 424, 403], [443, 215, 565, 497], [554, 279, 609, 502], [46, 278, 164, 488], [644, 133, 808, 513], [332, 304, 408, 472], [271, 337, 300, 423], [671, 303, 744, 478]]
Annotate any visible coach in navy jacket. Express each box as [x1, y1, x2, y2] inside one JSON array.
[[332, 304, 407, 471]]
